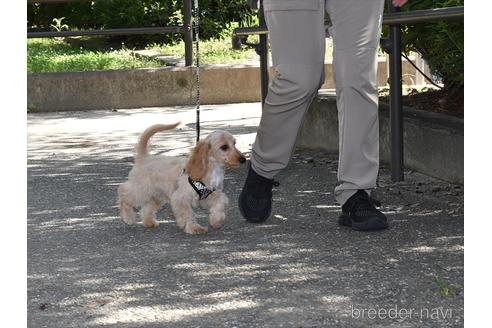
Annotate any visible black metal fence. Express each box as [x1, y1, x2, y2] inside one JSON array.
[[233, 1, 464, 182], [27, 0, 195, 66]]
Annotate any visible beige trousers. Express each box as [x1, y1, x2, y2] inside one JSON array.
[[250, 0, 385, 205]]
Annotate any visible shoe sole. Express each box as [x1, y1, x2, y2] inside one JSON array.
[[338, 214, 388, 231]]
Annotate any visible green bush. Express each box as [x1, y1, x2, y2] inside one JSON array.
[[398, 0, 464, 92], [28, 0, 255, 46], [197, 0, 255, 39]]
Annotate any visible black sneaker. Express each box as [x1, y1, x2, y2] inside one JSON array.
[[338, 190, 388, 231], [238, 163, 279, 223]]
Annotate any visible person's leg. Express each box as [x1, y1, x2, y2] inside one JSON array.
[[251, 0, 326, 178], [239, 0, 326, 222], [326, 0, 384, 205], [326, 0, 388, 230]]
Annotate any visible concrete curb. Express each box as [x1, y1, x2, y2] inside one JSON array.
[[27, 60, 419, 112], [297, 93, 464, 184]]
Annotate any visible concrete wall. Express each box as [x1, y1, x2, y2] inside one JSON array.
[[297, 93, 464, 184], [27, 60, 418, 112], [28, 68, 194, 112]]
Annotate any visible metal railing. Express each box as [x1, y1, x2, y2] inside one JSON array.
[[233, 1, 464, 182], [27, 0, 195, 66]]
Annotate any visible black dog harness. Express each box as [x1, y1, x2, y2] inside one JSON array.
[[188, 176, 215, 200]]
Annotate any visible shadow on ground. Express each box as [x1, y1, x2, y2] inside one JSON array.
[[27, 105, 463, 328]]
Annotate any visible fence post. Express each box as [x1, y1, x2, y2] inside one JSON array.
[[387, 0, 404, 182], [183, 0, 193, 66]]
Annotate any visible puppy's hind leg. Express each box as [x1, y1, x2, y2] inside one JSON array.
[[118, 184, 136, 225]]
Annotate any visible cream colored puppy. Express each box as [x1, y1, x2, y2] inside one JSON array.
[[117, 123, 246, 234]]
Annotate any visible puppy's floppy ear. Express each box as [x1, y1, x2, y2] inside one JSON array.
[[186, 140, 211, 181]]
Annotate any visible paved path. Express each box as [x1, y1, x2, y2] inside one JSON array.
[[28, 104, 463, 327]]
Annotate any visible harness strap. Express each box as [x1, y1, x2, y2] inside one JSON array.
[[188, 176, 215, 200]]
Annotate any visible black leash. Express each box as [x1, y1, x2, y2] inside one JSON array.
[[193, 0, 201, 142]]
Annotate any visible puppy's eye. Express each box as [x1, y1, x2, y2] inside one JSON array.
[[220, 145, 229, 151]]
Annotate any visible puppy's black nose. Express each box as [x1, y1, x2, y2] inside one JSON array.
[[239, 156, 246, 163]]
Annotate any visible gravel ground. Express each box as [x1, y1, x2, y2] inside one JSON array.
[[27, 104, 463, 327]]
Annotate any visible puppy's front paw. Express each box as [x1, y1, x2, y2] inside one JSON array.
[[210, 219, 225, 230], [209, 212, 225, 230], [184, 224, 208, 234], [143, 219, 159, 229], [210, 222, 224, 230], [122, 216, 136, 225], [120, 208, 136, 225]]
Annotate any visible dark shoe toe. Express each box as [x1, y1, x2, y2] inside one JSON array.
[[238, 192, 271, 223], [338, 190, 389, 231], [238, 164, 276, 223], [351, 215, 388, 231], [339, 213, 388, 231]]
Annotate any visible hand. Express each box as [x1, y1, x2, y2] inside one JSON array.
[[392, 0, 408, 7]]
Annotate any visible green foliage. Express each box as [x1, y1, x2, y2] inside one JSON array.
[[197, 0, 255, 39], [27, 38, 164, 73], [398, 0, 464, 92], [50, 17, 69, 32], [28, 1, 255, 45], [27, 104, 37, 113], [148, 36, 258, 64], [435, 275, 456, 297], [27, 37, 257, 73]]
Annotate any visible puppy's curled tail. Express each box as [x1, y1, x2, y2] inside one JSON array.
[[135, 122, 180, 162]]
